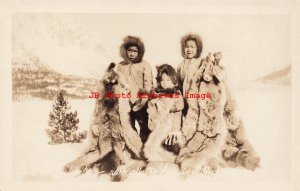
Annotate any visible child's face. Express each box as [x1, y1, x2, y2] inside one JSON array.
[[126, 46, 138, 62], [160, 73, 175, 89], [184, 40, 197, 59]]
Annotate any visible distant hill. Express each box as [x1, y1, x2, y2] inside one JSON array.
[[12, 54, 99, 101], [257, 65, 291, 86], [12, 14, 110, 78]]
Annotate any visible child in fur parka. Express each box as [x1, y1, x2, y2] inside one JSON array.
[[143, 64, 184, 164], [177, 33, 203, 116], [116, 36, 153, 143]]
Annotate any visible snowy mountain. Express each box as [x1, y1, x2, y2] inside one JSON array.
[[257, 65, 291, 86], [12, 53, 99, 101], [12, 14, 111, 78]]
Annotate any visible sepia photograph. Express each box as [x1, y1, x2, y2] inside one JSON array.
[[1, 0, 300, 191], [11, 12, 290, 181]]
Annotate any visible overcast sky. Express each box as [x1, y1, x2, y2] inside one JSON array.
[[13, 13, 290, 88]]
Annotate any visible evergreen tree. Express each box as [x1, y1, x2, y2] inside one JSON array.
[[45, 91, 87, 144]]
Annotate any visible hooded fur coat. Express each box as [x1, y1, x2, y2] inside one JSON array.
[[116, 35, 153, 109]]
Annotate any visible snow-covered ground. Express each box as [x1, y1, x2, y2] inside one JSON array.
[[12, 83, 291, 181]]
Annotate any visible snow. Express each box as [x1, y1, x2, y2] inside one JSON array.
[[12, 83, 291, 181], [12, 14, 110, 79]]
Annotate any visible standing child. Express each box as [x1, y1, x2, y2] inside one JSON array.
[[143, 64, 184, 163], [116, 36, 153, 143], [177, 33, 203, 116]]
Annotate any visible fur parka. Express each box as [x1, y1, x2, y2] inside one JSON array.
[[177, 52, 260, 172], [64, 63, 144, 180], [144, 97, 178, 163]]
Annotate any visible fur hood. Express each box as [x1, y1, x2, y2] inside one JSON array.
[[180, 33, 203, 59], [120, 36, 145, 63]]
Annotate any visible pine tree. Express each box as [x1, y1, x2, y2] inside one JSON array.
[[45, 91, 87, 144]]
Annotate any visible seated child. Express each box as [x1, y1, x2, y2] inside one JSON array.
[[143, 64, 184, 163]]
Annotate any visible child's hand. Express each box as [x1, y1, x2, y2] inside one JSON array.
[[163, 131, 184, 155], [164, 131, 184, 146], [132, 97, 148, 112]]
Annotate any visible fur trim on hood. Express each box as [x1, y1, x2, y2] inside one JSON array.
[[181, 33, 203, 59], [120, 36, 145, 63]]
